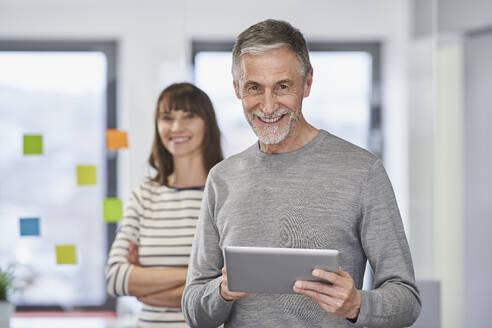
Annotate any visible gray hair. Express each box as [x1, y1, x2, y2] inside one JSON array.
[[232, 19, 312, 81]]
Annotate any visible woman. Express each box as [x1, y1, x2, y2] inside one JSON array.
[[106, 83, 223, 327]]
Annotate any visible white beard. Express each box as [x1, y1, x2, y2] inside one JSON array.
[[245, 108, 301, 145]]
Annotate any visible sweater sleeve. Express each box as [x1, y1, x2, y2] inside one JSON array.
[[354, 159, 421, 327], [105, 187, 143, 297], [182, 173, 233, 328]]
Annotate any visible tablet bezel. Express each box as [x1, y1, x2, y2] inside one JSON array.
[[224, 246, 339, 294]]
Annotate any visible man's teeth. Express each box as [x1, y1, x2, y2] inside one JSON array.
[[260, 115, 282, 123]]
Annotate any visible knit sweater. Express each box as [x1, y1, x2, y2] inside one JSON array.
[[182, 130, 421, 328], [106, 181, 203, 327]]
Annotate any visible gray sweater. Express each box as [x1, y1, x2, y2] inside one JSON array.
[[182, 130, 421, 327]]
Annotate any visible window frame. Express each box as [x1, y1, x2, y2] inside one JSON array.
[[192, 40, 382, 290], [0, 40, 118, 311], [191, 40, 383, 158]]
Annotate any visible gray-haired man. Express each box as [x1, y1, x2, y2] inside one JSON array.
[[182, 19, 421, 327]]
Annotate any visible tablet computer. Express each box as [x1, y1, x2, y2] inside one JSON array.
[[224, 246, 339, 294]]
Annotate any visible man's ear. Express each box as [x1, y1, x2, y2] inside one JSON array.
[[303, 68, 313, 98], [233, 80, 241, 99]]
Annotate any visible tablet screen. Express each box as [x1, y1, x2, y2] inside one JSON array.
[[224, 246, 339, 294]]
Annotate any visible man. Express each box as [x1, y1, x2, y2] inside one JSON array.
[[182, 19, 421, 327]]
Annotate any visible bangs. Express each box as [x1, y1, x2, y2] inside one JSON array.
[[159, 88, 205, 116]]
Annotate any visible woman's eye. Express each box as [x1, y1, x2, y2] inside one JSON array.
[[185, 113, 195, 119], [161, 115, 172, 121]]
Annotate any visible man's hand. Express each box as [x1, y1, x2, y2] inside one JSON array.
[[127, 241, 140, 265], [220, 267, 249, 301], [293, 267, 361, 320]]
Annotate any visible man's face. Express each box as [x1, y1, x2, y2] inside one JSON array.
[[234, 47, 312, 145]]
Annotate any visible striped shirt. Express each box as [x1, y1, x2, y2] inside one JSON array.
[[106, 180, 203, 327]]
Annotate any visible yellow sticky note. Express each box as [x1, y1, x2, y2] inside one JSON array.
[[104, 198, 123, 222], [77, 165, 97, 185], [106, 130, 128, 150], [56, 245, 77, 264]]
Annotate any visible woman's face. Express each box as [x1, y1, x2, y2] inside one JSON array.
[[157, 106, 206, 160]]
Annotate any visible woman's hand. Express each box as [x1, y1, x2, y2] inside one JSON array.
[[138, 284, 185, 308], [127, 241, 140, 265]]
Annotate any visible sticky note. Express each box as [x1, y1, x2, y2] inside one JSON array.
[[23, 135, 43, 155], [20, 218, 40, 236], [104, 198, 123, 222], [56, 245, 77, 264], [106, 130, 128, 150], [77, 165, 97, 185]]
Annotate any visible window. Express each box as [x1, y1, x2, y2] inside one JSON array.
[[0, 41, 117, 309], [192, 41, 382, 158], [192, 41, 381, 290]]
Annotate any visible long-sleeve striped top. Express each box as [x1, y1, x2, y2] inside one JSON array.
[[106, 180, 203, 327]]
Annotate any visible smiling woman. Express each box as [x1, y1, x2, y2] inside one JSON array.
[[105, 83, 223, 328], [149, 83, 223, 187], [156, 104, 206, 174]]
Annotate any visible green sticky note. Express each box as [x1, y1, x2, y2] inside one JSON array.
[[104, 198, 123, 222], [55, 245, 77, 264], [77, 165, 97, 185], [23, 135, 43, 155]]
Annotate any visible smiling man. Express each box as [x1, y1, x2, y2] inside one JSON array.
[[237, 45, 316, 153], [182, 19, 421, 328]]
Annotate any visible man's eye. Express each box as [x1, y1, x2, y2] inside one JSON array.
[[247, 84, 261, 93], [280, 84, 288, 90]]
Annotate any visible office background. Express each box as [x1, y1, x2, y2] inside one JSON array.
[[0, 0, 491, 327]]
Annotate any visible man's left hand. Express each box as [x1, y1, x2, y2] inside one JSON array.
[[293, 266, 361, 320]]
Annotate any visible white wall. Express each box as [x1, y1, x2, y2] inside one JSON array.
[[435, 37, 464, 328], [0, 0, 411, 231], [438, 0, 492, 33], [463, 30, 492, 326], [408, 36, 435, 280]]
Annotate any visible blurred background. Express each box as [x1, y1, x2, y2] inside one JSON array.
[[0, 0, 491, 327]]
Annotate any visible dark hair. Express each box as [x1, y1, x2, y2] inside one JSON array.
[[232, 19, 312, 80], [148, 83, 223, 185]]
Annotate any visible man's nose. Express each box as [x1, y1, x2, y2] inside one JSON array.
[[261, 89, 278, 115]]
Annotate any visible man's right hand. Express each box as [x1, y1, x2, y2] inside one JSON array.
[[220, 267, 249, 301]]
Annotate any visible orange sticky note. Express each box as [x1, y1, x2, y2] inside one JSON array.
[[106, 130, 128, 150]]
